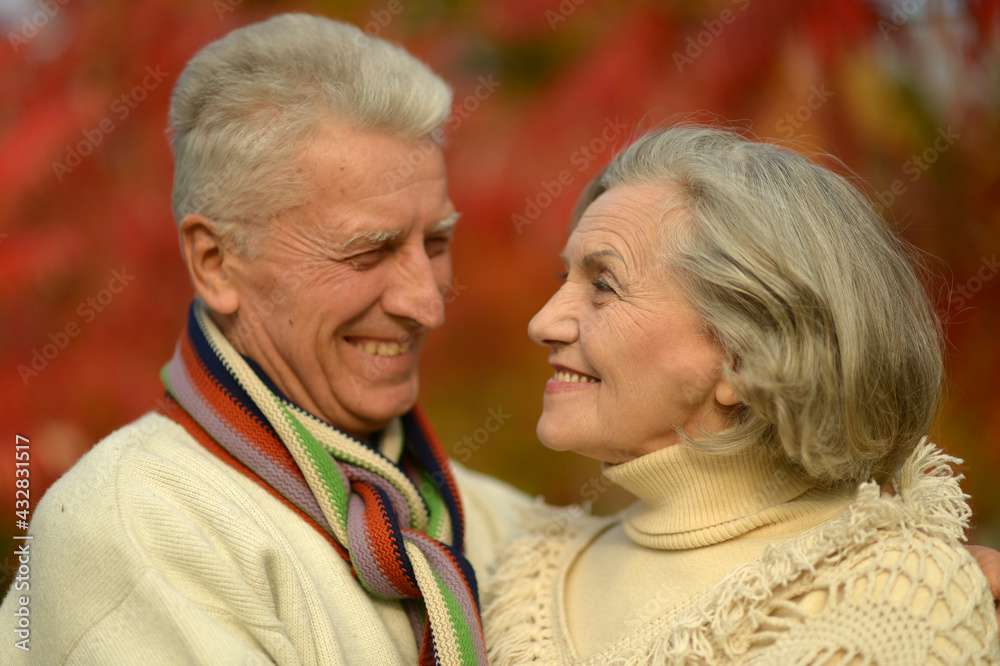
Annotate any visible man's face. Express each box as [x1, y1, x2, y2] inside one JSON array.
[[220, 120, 456, 439]]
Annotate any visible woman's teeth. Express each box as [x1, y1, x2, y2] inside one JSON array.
[[351, 340, 412, 357], [554, 370, 598, 383]]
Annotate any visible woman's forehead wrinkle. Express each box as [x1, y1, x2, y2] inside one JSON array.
[[579, 223, 646, 272]]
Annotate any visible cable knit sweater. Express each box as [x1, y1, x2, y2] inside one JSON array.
[[0, 413, 530, 665], [482, 442, 1000, 665]]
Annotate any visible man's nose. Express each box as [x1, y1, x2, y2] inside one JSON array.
[[383, 248, 447, 330]]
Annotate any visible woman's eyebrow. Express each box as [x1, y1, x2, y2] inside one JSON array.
[[582, 249, 625, 267], [557, 249, 626, 269]]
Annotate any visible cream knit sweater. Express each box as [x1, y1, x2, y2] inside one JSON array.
[[0, 413, 530, 665], [483, 442, 1000, 665]]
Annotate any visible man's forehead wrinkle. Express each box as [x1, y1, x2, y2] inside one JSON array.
[[331, 175, 447, 203]]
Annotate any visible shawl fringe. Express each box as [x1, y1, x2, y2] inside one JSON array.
[[484, 442, 974, 666]]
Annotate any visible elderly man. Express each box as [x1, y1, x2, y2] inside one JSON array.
[[1, 14, 527, 665], [4, 12, 999, 666]]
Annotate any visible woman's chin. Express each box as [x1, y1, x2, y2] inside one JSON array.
[[536, 420, 573, 454], [536, 421, 605, 461]]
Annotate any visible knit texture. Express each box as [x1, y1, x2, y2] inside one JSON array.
[[161, 301, 486, 665], [564, 442, 855, 656], [482, 442, 1000, 665], [0, 412, 528, 664], [604, 439, 822, 549]]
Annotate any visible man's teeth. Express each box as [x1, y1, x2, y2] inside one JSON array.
[[554, 370, 598, 383], [351, 340, 412, 357]]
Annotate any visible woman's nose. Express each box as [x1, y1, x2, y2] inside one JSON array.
[[528, 285, 577, 348]]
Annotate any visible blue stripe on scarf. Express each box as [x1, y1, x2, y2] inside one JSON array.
[[402, 412, 466, 553], [185, 304, 277, 440]]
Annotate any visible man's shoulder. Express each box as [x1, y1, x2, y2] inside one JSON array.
[[450, 461, 529, 503], [29, 409, 283, 567], [5, 412, 384, 665], [35, 412, 211, 512], [450, 461, 534, 532], [449, 461, 534, 574], [1, 413, 221, 661]]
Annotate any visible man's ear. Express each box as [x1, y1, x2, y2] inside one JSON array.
[[179, 214, 240, 315]]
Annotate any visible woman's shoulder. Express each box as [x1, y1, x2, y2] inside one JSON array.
[[483, 444, 1000, 665], [759, 441, 999, 663], [753, 523, 999, 664], [646, 442, 1000, 665]]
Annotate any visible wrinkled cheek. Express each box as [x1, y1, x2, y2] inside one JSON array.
[[683, 354, 725, 400], [596, 409, 620, 448], [242, 279, 293, 328]]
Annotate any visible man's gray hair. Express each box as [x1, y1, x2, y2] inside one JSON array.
[[573, 126, 944, 485], [168, 13, 453, 256]]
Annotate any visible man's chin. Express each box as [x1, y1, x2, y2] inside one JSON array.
[[347, 383, 420, 427]]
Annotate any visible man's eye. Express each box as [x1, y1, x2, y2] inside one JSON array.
[[345, 248, 385, 268], [425, 237, 451, 257], [554, 271, 568, 281]]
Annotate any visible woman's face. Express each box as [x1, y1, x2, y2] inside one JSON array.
[[528, 184, 737, 464]]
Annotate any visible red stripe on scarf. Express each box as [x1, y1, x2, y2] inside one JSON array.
[[353, 482, 422, 597], [157, 394, 350, 562], [180, 335, 302, 479], [419, 617, 437, 666]]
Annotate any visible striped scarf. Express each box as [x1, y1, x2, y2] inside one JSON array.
[[158, 301, 488, 665]]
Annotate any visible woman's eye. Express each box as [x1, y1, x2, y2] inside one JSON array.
[[554, 270, 568, 281], [593, 277, 616, 293]]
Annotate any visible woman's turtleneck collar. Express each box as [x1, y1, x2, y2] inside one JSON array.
[[603, 442, 842, 550]]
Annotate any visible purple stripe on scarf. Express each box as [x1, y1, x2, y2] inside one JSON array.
[[347, 494, 406, 598], [169, 351, 333, 533], [342, 463, 412, 529]]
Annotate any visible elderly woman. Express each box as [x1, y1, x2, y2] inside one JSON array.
[[482, 126, 1000, 664]]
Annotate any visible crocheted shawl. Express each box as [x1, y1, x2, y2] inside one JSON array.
[[158, 301, 487, 665], [482, 443, 998, 665]]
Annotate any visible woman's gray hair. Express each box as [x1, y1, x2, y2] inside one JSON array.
[[575, 126, 943, 485], [168, 13, 453, 256]]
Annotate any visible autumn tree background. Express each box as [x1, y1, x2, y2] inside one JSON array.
[[2, 0, 999, 587]]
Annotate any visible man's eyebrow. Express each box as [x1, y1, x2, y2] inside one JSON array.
[[337, 229, 402, 252], [430, 212, 461, 234], [333, 213, 460, 252]]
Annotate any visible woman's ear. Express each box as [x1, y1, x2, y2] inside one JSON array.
[[179, 214, 240, 315], [715, 357, 742, 407], [715, 377, 741, 407]]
